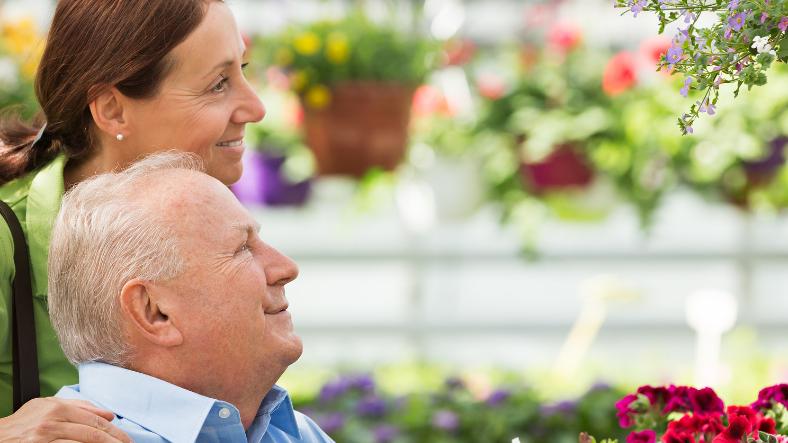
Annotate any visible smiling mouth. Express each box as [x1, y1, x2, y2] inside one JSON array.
[[217, 140, 243, 147]]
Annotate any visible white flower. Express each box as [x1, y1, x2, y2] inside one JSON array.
[[752, 35, 770, 52]]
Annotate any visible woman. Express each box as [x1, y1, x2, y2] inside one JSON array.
[[0, 0, 264, 440]]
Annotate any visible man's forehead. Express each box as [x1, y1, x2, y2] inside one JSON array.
[[232, 220, 261, 235]]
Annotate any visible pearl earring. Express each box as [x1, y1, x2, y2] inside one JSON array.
[[116, 133, 123, 141]]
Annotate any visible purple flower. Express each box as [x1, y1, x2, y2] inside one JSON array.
[[432, 410, 460, 433], [356, 396, 387, 417], [487, 389, 511, 407], [631, 0, 648, 18], [319, 379, 351, 403], [713, 76, 723, 87], [729, 12, 747, 31], [728, 0, 740, 10], [697, 99, 716, 115], [762, 12, 769, 23], [373, 425, 399, 443], [666, 46, 683, 65], [779, 17, 788, 33], [318, 413, 346, 434], [681, 115, 694, 135], [352, 374, 376, 392], [736, 62, 744, 74], [681, 9, 696, 23], [444, 376, 465, 390], [540, 400, 577, 417], [679, 77, 692, 98]]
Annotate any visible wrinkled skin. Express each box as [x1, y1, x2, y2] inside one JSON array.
[[0, 398, 132, 443]]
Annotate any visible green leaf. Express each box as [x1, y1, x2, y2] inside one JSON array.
[[759, 431, 771, 442], [777, 45, 788, 59]]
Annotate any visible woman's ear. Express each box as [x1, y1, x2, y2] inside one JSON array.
[[88, 86, 129, 140], [119, 279, 183, 347]]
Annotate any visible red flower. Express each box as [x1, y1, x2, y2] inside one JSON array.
[[616, 394, 638, 428], [637, 35, 672, 66], [444, 37, 476, 66], [412, 85, 451, 116], [546, 21, 583, 53], [726, 406, 756, 423], [752, 416, 776, 436], [602, 51, 638, 96], [689, 388, 725, 414], [697, 413, 725, 435], [712, 413, 752, 443], [476, 73, 506, 100], [662, 430, 696, 443], [669, 413, 704, 433], [628, 430, 656, 443]]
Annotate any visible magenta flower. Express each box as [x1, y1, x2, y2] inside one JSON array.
[[627, 430, 656, 443], [616, 394, 638, 427], [679, 77, 692, 98], [689, 387, 724, 413], [779, 17, 788, 33], [762, 12, 769, 23], [729, 12, 747, 31], [713, 76, 723, 87]]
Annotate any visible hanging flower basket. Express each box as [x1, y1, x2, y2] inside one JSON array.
[[521, 144, 594, 192], [301, 82, 416, 177]]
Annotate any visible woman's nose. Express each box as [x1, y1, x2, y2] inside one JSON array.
[[233, 77, 266, 124]]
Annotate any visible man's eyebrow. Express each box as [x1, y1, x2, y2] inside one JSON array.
[[232, 221, 261, 235]]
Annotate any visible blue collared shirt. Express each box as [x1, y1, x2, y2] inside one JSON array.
[[55, 362, 334, 443]]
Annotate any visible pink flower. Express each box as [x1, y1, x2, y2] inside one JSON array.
[[616, 394, 638, 428], [662, 430, 696, 443], [779, 17, 788, 33], [603, 51, 638, 96], [628, 430, 656, 443]]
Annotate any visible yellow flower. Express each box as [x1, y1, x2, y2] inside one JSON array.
[[293, 32, 321, 56], [325, 32, 350, 65], [1, 18, 38, 56], [275, 47, 294, 66], [304, 84, 331, 110], [289, 70, 309, 92]]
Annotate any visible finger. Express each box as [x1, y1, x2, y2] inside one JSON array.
[[57, 400, 117, 423], [51, 422, 130, 443], [61, 408, 133, 443]]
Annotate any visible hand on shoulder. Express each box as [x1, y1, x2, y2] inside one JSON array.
[[0, 397, 133, 443]]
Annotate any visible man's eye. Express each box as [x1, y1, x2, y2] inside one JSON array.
[[237, 243, 249, 253]]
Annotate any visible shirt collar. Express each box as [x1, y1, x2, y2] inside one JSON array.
[[26, 153, 67, 297], [77, 362, 301, 443]]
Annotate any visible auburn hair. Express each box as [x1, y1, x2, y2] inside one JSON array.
[[0, 0, 222, 186]]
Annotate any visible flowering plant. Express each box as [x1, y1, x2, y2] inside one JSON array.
[[615, 0, 788, 134], [589, 384, 788, 443], [0, 15, 40, 118], [257, 11, 435, 110]]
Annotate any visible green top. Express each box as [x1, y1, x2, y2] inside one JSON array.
[[0, 154, 77, 417]]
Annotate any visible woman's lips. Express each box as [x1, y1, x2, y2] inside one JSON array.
[[215, 139, 245, 156]]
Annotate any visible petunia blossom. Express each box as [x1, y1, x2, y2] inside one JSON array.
[[627, 430, 656, 443], [689, 387, 725, 413]]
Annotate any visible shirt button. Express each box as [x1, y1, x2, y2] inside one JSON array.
[[218, 408, 230, 419]]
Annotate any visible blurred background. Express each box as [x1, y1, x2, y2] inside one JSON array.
[[4, 0, 788, 441]]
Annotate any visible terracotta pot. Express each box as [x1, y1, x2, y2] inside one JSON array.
[[301, 82, 416, 177], [521, 144, 594, 192]]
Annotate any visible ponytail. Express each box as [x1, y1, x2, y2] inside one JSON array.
[[0, 111, 59, 186]]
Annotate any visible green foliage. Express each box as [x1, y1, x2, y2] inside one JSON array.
[[256, 11, 437, 97], [294, 373, 629, 443]]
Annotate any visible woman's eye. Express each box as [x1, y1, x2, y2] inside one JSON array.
[[212, 77, 227, 92], [241, 63, 249, 71]]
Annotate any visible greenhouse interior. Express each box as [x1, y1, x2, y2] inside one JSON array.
[[5, 0, 788, 441]]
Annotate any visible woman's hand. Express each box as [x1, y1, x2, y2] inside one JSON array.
[[0, 398, 133, 443]]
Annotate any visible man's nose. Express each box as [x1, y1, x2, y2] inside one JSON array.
[[263, 245, 299, 286]]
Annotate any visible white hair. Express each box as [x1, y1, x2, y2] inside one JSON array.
[[48, 151, 205, 366]]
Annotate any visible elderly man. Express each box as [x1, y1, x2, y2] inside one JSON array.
[[47, 152, 333, 443]]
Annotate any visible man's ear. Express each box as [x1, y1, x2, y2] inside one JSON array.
[[120, 279, 183, 347], [88, 86, 130, 140]]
